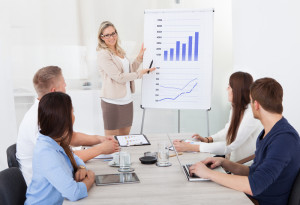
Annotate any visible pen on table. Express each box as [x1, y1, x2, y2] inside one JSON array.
[[147, 60, 153, 74], [180, 138, 189, 142], [169, 152, 183, 158]]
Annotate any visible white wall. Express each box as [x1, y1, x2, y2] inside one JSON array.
[[11, 0, 233, 137], [88, 0, 233, 135], [0, 1, 17, 170], [232, 0, 300, 132], [10, 0, 84, 91]]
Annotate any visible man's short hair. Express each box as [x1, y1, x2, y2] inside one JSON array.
[[33, 66, 62, 97], [250, 77, 283, 114]]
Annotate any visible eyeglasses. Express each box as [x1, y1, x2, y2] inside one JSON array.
[[101, 31, 117, 39]]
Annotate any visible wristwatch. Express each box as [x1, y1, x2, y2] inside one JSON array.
[[78, 165, 86, 169]]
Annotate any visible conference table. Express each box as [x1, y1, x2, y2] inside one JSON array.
[[64, 133, 252, 205]]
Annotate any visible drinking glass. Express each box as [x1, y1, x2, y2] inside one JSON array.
[[157, 141, 171, 167], [118, 151, 134, 172]]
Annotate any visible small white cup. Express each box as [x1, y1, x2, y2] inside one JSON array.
[[113, 152, 120, 164]]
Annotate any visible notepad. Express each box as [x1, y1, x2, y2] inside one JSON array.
[[114, 134, 151, 147], [94, 154, 113, 159]]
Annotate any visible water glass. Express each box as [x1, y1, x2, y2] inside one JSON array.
[[157, 141, 171, 167], [118, 151, 134, 172]]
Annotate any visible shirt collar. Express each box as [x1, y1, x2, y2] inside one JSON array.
[[260, 117, 285, 140], [38, 133, 65, 152]]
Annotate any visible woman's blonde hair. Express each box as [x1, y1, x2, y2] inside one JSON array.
[[96, 21, 125, 56]]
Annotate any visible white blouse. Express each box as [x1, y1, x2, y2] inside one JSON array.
[[102, 56, 132, 105], [198, 106, 263, 162]]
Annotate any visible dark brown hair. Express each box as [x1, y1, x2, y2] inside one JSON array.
[[33, 66, 62, 98], [250, 77, 283, 114], [38, 92, 78, 172], [227, 72, 253, 145]]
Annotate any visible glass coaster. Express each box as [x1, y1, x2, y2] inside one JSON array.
[[118, 168, 135, 172], [156, 162, 172, 167]]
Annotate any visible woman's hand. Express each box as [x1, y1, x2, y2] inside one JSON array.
[[75, 166, 88, 182], [192, 134, 205, 141], [192, 134, 211, 143], [139, 67, 156, 76], [137, 43, 146, 61], [82, 170, 95, 191], [173, 139, 199, 152]]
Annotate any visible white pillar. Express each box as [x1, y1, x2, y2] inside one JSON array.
[[0, 0, 18, 170]]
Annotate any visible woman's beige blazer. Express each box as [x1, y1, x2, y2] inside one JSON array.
[[97, 49, 143, 99]]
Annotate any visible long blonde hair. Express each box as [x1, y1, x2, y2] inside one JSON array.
[[96, 21, 125, 56]]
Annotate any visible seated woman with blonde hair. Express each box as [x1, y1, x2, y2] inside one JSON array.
[[173, 72, 263, 163]]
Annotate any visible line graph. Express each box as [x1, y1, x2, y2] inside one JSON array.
[[157, 81, 198, 102], [159, 78, 197, 90]]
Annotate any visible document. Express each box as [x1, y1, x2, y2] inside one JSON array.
[[94, 154, 113, 159], [115, 134, 151, 147]]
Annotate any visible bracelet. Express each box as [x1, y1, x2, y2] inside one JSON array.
[[205, 137, 210, 143], [78, 165, 86, 169]]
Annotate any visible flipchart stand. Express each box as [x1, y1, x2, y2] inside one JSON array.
[[140, 106, 211, 136]]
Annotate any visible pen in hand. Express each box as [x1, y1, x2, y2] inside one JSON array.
[[147, 60, 153, 74]]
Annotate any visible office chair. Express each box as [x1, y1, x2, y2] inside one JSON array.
[[0, 167, 27, 205], [288, 170, 300, 205], [6, 143, 19, 168]]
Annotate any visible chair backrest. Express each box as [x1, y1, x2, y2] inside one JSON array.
[[0, 167, 27, 205], [288, 170, 300, 205], [6, 143, 19, 168]]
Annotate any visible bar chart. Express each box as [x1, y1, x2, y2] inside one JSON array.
[[143, 9, 213, 109], [163, 32, 199, 61]]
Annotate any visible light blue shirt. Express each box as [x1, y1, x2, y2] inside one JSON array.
[[25, 133, 88, 205]]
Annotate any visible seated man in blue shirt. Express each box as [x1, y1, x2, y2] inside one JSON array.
[[189, 77, 300, 205]]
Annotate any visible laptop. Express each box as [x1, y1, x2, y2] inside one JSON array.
[[167, 134, 223, 182]]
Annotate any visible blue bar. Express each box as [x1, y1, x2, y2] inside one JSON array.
[[182, 43, 186, 61], [194, 32, 199, 61], [170, 48, 174, 61], [176, 41, 180, 61], [188, 36, 192, 61], [164, 51, 168, 61]]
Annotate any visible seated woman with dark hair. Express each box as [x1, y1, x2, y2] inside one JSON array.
[[25, 92, 95, 204], [174, 72, 263, 163]]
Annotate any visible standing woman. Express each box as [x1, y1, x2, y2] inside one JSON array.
[[25, 92, 95, 204], [173, 72, 263, 163], [97, 21, 155, 136]]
